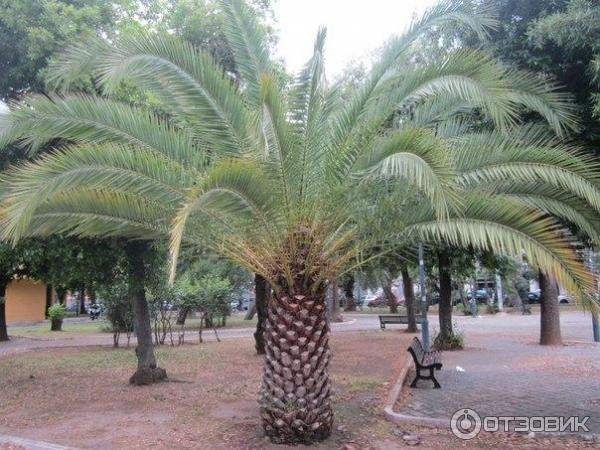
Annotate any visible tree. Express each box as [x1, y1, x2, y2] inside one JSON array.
[[539, 270, 563, 345], [0, 0, 118, 100], [125, 241, 167, 385], [401, 267, 418, 333], [2, 1, 598, 443]]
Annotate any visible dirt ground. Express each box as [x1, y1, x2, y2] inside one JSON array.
[[0, 331, 596, 449]]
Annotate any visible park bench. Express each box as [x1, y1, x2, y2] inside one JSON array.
[[407, 337, 443, 388], [378, 314, 409, 329]]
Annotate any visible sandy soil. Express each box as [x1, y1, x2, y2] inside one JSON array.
[[0, 330, 596, 449]]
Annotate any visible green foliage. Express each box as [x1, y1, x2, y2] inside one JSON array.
[[176, 273, 232, 319], [0, 0, 118, 99], [99, 279, 134, 334], [432, 325, 465, 350], [47, 304, 67, 321]]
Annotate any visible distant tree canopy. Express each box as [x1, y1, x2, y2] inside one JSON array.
[[0, 0, 118, 100], [460, 0, 600, 147]]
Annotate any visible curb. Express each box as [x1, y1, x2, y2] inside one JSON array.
[[0, 435, 79, 450], [382, 352, 448, 427]]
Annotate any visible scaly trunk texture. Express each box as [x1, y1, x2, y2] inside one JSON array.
[[382, 275, 397, 313], [401, 268, 418, 333], [254, 273, 268, 355], [539, 271, 562, 346], [126, 241, 167, 385], [0, 284, 8, 341], [260, 284, 333, 443], [343, 276, 356, 311], [438, 251, 453, 344]]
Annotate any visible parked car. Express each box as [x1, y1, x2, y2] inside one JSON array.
[[467, 289, 490, 304], [527, 290, 571, 304]]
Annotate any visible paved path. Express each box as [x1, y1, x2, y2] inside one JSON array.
[[0, 313, 382, 358], [397, 311, 600, 436]]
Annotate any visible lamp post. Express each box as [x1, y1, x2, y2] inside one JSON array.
[[587, 248, 600, 343], [495, 271, 503, 311], [418, 243, 430, 351]]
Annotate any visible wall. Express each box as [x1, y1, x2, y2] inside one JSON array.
[[5, 279, 47, 324]]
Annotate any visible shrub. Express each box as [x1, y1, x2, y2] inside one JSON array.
[[48, 304, 67, 331], [432, 325, 464, 351], [98, 281, 134, 347], [47, 304, 67, 321]]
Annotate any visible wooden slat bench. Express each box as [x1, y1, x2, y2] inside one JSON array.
[[378, 314, 409, 329], [407, 337, 443, 388]]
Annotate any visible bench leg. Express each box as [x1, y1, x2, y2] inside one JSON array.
[[380, 323, 385, 330], [430, 367, 441, 388], [410, 373, 419, 388]]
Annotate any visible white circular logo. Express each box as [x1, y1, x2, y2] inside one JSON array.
[[451, 408, 482, 440]]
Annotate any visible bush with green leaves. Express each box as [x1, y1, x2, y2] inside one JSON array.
[[47, 304, 67, 321], [98, 280, 134, 347], [176, 273, 232, 325]]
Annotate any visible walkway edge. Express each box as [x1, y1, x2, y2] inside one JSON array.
[[0, 434, 79, 450], [383, 353, 448, 428]]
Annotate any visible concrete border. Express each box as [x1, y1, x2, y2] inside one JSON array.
[[0, 435, 79, 450], [383, 354, 600, 442], [383, 353, 448, 427]]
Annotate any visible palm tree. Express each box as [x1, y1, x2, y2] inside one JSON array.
[[1, 0, 598, 443]]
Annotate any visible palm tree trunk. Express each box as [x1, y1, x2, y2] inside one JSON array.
[[401, 267, 418, 333], [343, 276, 356, 311], [383, 274, 397, 313], [254, 273, 268, 355], [260, 283, 333, 444], [0, 284, 8, 342], [539, 271, 562, 345], [438, 251, 453, 345], [126, 241, 167, 385]]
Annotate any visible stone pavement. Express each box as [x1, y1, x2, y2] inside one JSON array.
[[396, 311, 600, 436]]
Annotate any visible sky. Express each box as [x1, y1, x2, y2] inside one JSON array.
[[273, 0, 438, 80]]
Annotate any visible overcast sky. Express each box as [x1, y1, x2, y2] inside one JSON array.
[[273, 0, 438, 79]]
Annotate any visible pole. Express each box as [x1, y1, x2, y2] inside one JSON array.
[[587, 248, 600, 343], [418, 243, 430, 351], [495, 271, 503, 311]]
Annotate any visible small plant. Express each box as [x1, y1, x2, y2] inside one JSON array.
[[432, 324, 464, 350], [48, 304, 67, 331], [486, 302, 499, 315]]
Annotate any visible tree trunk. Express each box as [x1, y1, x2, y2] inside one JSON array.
[[176, 307, 189, 325], [343, 276, 356, 311], [539, 271, 562, 346], [0, 284, 8, 342], [245, 303, 257, 320], [260, 283, 333, 444], [437, 251, 453, 345], [79, 285, 86, 315], [401, 268, 418, 333], [382, 275, 397, 313], [45, 284, 53, 317], [126, 241, 167, 385], [330, 281, 342, 322], [254, 273, 268, 355]]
